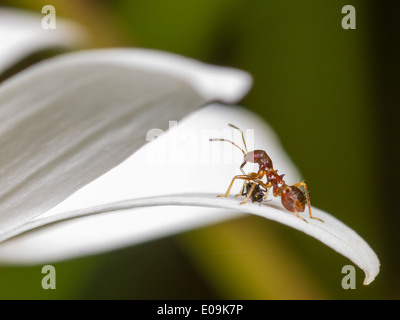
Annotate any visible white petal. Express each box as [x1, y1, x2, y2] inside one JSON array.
[[0, 50, 251, 234], [0, 103, 293, 260], [62, 49, 253, 104], [0, 194, 379, 285], [0, 104, 379, 285], [0, 8, 87, 73]]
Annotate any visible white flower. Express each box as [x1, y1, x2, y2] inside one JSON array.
[[0, 8, 379, 286]]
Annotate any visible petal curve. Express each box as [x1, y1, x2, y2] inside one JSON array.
[[0, 104, 379, 285], [0, 51, 250, 233]]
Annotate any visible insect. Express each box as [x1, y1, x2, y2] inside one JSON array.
[[210, 124, 324, 223], [239, 181, 267, 204]]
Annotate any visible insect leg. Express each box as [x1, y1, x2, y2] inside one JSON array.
[[263, 187, 271, 201], [293, 208, 308, 223], [235, 179, 248, 197], [217, 174, 255, 198], [292, 182, 324, 223], [240, 180, 258, 205]]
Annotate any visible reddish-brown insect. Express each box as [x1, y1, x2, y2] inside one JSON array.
[[210, 124, 324, 223]]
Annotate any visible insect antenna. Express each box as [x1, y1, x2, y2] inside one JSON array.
[[209, 138, 247, 156], [228, 124, 248, 153]]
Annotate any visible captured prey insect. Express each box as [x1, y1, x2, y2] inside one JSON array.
[[239, 180, 267, 204], [209, 124, 324, 223]]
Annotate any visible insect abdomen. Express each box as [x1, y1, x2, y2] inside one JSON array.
[[281, 186, 306, 212]]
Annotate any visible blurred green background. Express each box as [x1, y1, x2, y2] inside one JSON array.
[[0, 0, 398, 299]]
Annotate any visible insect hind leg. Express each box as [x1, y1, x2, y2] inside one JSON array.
[[292, 181, 324, 223]]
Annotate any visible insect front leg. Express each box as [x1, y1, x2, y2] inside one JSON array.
[[218, 173, 258, 198], [235, 179, 248, 197]]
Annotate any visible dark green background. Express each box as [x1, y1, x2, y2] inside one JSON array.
[[0, 0, 398, 299]]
